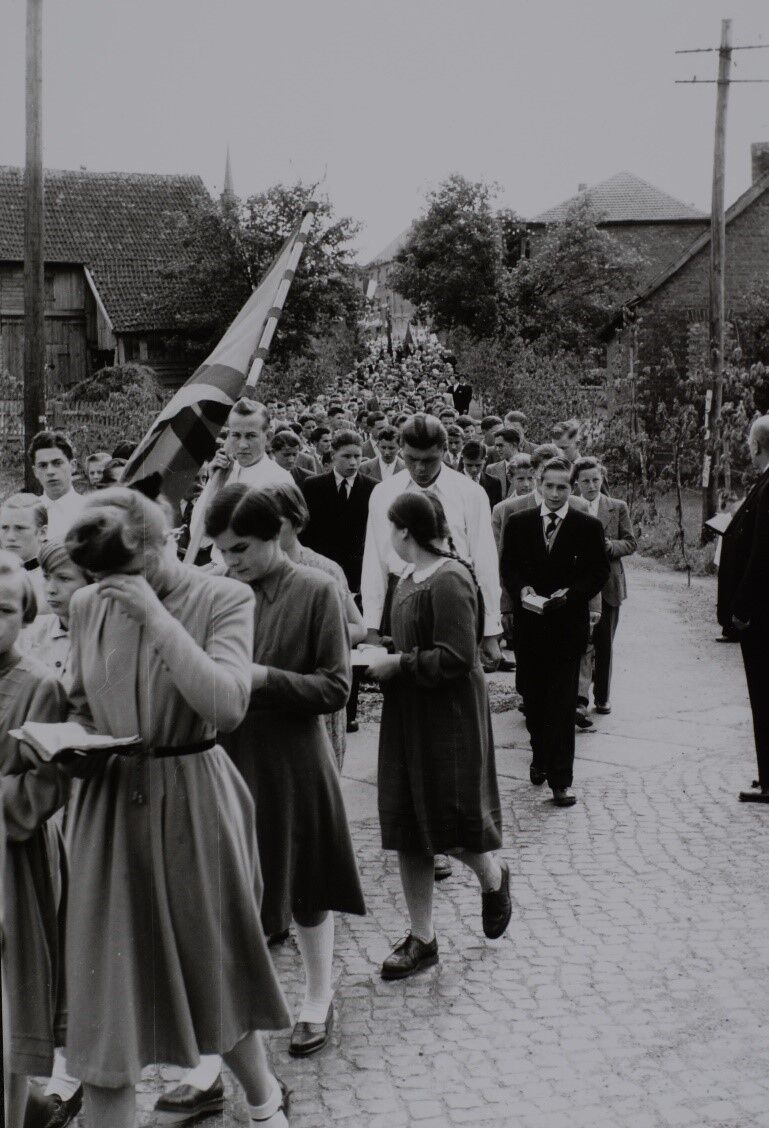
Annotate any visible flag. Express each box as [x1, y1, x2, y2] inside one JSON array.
[[123, 204, 316, 505]]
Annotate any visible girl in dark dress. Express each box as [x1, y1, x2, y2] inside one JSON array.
[[366, 492, 511, 980], [205, 485, 365, 1059]]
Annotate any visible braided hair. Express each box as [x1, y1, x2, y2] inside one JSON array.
[[387, 492, 485, 641]]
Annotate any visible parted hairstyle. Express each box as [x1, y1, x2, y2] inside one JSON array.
[[509, 453, 533, 472], [1, 492, 48, 529], [310, 425, 331, 445], [571, 455, 604, 485], [204, 484, 282, 542], [27, 429, 74, 464], [377, 424, 399, 444], [262, 480, 310, 534], [540, 456, 573, 478], [460, 439, 486, 461], [0, 549, 38, 625], [331, 428, 363, 452], [270, 429, 301, 452], [230, 397, 270, 429], [531, 443, 563, 470], [65, 487, 166, 574], [400, 413, 447, 451], [387, 492, 484, 642]]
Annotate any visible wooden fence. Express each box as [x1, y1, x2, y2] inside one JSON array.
[[0, 398, 117, 464]]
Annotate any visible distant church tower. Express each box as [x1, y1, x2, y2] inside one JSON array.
[[221, 146, 235, 204]]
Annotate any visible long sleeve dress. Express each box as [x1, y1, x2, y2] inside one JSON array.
[[223, 558, 365, 936], [0, 655, 69, 1075], [63, 563, 291, 1088], [378, 558, 503, 856]]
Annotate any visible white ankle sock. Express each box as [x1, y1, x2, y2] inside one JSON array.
[[179, 1054, 222, 1091], [44, 1048, 81, 1101], [294, 913, 335, 1024], [248, 1078, 286, 1122]]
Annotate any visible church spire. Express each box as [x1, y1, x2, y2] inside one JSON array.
[[222, 146, 235, 201]]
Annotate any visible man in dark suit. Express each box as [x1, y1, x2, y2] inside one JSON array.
[[302, 428, 376, 732], [459, 439, 503, 508], [717, 415, 769, 802], [450, 377, 473, 415], [501, 457, 609, 806]]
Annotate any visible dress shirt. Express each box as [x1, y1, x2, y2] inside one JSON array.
[[539, 500, 569, 548], [587, 496, 601, 518], [333, 470, 356, 497], [378, 455, 397, 480], [44, 487, 87, 541], [361, 464, 502, 636]]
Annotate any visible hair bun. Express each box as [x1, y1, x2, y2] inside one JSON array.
[[65, 508, 136, 574]]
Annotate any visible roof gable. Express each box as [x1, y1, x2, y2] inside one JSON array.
[[0, 166, 212, 332], [368, 225, 414, 266], [531, 171, 706, 224]]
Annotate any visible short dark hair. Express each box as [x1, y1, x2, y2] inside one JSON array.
[[204, 484, 282, 541], [310, 425, 331, 444], [571, 456, 603, 484], [540, 456, 572, 478], [112, 441, 137, 460], [377, 424, 398, 443], [531, 443, 562, 470], [480, 415, 502, 433], [366, 411, 385, 427], [331, 428, 363, 452], [498, 426, 523, 446], [271, 429, 301, 452], [446, 424, 463, 438], [327, 405, 346, 418], [400, 413, 447, 452], [28, 430, 74, 464], [461, 440, 485, 461], [509, 453, 532, 472]]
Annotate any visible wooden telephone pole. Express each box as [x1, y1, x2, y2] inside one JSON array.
[[23, 0, 45, 490], [702, 17, 732, 527]]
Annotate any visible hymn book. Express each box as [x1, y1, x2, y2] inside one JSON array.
[[9, 722, 141, 762]]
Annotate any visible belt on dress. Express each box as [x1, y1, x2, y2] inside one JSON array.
[[117, 737, 218, 760]]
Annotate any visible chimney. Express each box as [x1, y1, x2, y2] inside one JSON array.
[[751, 142, 769, 183]]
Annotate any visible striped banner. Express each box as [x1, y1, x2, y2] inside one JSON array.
[[123, 203, 317, 506]]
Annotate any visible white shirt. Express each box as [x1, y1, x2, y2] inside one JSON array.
[[361, 464, 502, 636], [44, 487, 87, 541], [540, 500, 569, 547], [587, 496, 601, 518], [377, 455, 398, 480], [333, 470, 356, 496]]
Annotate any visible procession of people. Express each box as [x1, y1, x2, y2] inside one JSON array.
[[22, 327, 769, 1128]]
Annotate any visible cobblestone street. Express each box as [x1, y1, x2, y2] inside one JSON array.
[[100, 559, 769, 1126]]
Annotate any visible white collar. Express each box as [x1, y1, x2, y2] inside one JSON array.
[[540, 501, 569, 521], [46, 486, 78, 505], [407, 465, 446, 494], [404, 556, 450, 583], [334, 469, 355, 488]]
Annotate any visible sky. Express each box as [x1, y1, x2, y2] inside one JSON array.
[[0, 0, 767, 262]]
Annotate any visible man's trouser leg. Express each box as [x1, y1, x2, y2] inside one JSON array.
[[740, 630, 769, 787], [593, 600, 620, 708]]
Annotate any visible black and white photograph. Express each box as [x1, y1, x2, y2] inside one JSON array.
[[0, 1, 769, 1124]]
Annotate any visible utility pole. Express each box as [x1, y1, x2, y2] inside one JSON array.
[[702, 18, 732, 528], [23, 0, 44, 491]]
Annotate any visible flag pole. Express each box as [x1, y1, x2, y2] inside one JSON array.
[[183, 203, 317, 564]]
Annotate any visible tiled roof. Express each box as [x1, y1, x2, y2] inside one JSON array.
[[368, 226, 414, 266], [531, 171, 706, 224], [0, 166, 212, 332]]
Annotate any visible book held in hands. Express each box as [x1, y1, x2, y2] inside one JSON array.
[[9, 722, 141, 763]]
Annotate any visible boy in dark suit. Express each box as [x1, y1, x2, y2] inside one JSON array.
[[501, 457, 609, 806], [302, 428, 376, 732], [717, 415, 769, 802]]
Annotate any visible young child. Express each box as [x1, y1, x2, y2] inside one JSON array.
[[0, 550, 70, 1128]]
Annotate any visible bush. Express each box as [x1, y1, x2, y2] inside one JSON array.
[[56, 364, 168, 461]]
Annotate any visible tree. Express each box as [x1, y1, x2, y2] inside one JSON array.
[[505, 197, 645, 353], [158, 182, 363, 364], [390, 175, 506, 336]]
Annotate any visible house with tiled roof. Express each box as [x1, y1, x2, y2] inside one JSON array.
[[0, 166, 213, 389], [362, 226, 418, 341], [527, 170, 708, 297], [606, 143, 769, 369]]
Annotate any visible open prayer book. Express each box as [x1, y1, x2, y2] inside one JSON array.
[[9, 722, 141, 763], [521, 589, 568, 615], [351, 645, 389, 668]]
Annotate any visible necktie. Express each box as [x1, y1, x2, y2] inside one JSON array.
[[545, 512, 559, 552], [338, 479, 349, 501]]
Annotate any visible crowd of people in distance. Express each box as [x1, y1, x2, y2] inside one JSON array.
[[0, 331, 643, 1128]]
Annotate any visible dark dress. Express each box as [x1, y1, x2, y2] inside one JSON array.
[[0, 655, 69, 1075], [378, 559, 503, 856], [223, 558, 366, 935]]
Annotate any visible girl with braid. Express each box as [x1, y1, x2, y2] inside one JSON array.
[[366, 492, 511, 980]]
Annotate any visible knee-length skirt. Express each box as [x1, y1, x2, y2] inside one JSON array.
[[64, 746, 291, 1088]]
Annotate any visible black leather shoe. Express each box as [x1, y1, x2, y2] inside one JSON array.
[[482, 862, 512, 939], [553, 788, 577, 807], [433, 854, 453, 881], [289, 1003, 334, 1057], [575, 711, 594, 731], [594, 703, 612, 715], [40, 1088, 84, 1128], [346, 720, 359, 733], [154, 1075, 225, 1124], [739, 782, 769, 803], [497, 657, 516, 672], [381, 933, 439, 980], [530, 765, 547, 786]]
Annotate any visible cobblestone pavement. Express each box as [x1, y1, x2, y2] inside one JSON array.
[[70, 560, 769, 1127]]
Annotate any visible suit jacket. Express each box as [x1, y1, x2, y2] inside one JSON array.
[[486, 460, 515, 499], [477, 470, 503, 509], [590, 495, 636, 606], [301, 471, 377, 592], [291, 464, 312, 488], [500, 508, 610, 658], [492, 491, 588, 554], [717, 468, 769, 629], [297, 451, 327, 476], [361, 438, 377, 459], [442, 452, 463, 471], [451, 382, 473, 414], [359, 454, 405, 482]]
